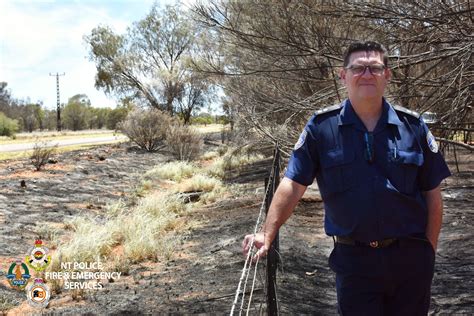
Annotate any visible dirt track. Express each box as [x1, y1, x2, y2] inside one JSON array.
[[0, 143, 472, 315]]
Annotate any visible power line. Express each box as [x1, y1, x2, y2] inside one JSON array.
[[49, 72, 65, 131]]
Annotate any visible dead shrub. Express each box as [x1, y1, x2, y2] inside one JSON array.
[[30, 141, 57, 171], [119, 108, 175, 152], [165, 124, 203, 161]]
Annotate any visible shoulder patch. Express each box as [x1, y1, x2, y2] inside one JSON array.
[[314, 104, 342, 116], [393, 105, 420, 119], [294, 129, 307, 151], [426, 130, 439, 153]]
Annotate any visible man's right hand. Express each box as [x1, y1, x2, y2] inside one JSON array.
[[242, 232, 268, 261]]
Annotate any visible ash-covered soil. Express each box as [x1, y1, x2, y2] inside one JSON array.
[[0, 143, 472, 315]]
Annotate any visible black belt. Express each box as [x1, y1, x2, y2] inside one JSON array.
[[335, 236, 398, 248]]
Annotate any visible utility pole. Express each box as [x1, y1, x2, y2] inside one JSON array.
[[50, 72, 65, 131]]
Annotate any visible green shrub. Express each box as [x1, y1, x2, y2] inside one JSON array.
[[0, 112, 19, 137], [192, 116, 213, 125], [119, 108, 175, 152]]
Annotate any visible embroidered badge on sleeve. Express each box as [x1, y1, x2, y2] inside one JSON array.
[[427, 130, 439, 153], [294, 130, 307, 150]]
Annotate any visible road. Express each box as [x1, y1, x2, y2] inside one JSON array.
[[0, 135, 128, 152]]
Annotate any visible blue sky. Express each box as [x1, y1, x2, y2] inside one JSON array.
[[0, 0, 194, 109]]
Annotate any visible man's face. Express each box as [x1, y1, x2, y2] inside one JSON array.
[[340, 50, 391, 102]]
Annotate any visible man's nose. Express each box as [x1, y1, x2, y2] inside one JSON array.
[[361, 66, 374, 78]]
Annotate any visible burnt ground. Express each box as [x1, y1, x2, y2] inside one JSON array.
[[0, 142, 472, 315]]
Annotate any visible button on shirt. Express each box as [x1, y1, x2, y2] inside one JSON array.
[[285, 99, 451, 242]]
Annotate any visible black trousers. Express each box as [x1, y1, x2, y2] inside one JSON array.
[[329, 237, 436, 316]]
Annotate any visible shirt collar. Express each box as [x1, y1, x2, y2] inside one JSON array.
[[338, 99, 358, 126], [338, 98, 404, 127], [385, 99, 404, 126]]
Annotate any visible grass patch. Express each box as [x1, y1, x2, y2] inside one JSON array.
[[105, 199, 127, 218], [34, 223, 62, 248], [200, 151, 220, 161], [0, 151, 27, 161], [206, 150, 265, 179], [144, 161, 196, 182], [50, 191, 190, 271], [200, 185, 227, 205], [0, 140, 127, 161], [56, 216, 122, 263], [0, 131, 123, 145], [177, 173, 222, 193]]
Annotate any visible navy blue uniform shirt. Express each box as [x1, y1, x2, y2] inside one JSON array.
[[285, 99, 451, 242]]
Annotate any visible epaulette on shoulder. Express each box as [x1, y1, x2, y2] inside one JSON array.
[[314, 104, 342, 116], [393, 105, 420, 119]]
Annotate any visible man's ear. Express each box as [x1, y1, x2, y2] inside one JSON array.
[[339, 68, 346, 83], [385, 68, 392, 81]]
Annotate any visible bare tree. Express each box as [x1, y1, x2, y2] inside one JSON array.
[[193, 0, 472, 152]]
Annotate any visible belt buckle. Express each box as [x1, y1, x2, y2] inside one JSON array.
[[369, 241, 379, 248]]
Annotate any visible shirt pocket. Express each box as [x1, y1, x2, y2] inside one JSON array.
[[319, 148, 355, 196], [389, 150, 424, 194]]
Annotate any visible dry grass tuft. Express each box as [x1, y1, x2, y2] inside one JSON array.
[[145, 161, 196, 182], [199, 186, 227, 205], [51, 191, 189, 271], [206, 149, 265, 179], [200, 151, 220, 161], [177, 173, 222, 193], [30, 141, 58, 171], [57, 217, 122, 263]]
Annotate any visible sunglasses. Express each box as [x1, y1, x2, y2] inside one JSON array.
[[364, 132, 374, 163], [346, 64, 386, 76]]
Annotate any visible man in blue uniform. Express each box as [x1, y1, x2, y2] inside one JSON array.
[[242, 41, 451, 315]]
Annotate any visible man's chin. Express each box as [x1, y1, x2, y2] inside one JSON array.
[[353, 93, 383, 102]]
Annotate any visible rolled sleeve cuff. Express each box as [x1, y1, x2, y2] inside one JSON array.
[[421, 168, 452, 192], [284, 170, 313, 187]]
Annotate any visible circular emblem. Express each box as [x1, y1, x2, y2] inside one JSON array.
[[6, 261, 31, 290], [426, 130, 438, 153], [26, 239, 51, 272], [26, 278, 51, 308], [294, 130, 307, 151]]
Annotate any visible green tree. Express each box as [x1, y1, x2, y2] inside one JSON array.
[[85, 4, 214, 119], [19, 103, 43, 132], [0, 82, 13, 116], [178, 78, 214, 124], [43, 110, 57, 130], [106, 106, 129, 130], [91, 108, 110, 129], [63, 94, 91, 131], [33, 103, 45, 130]]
